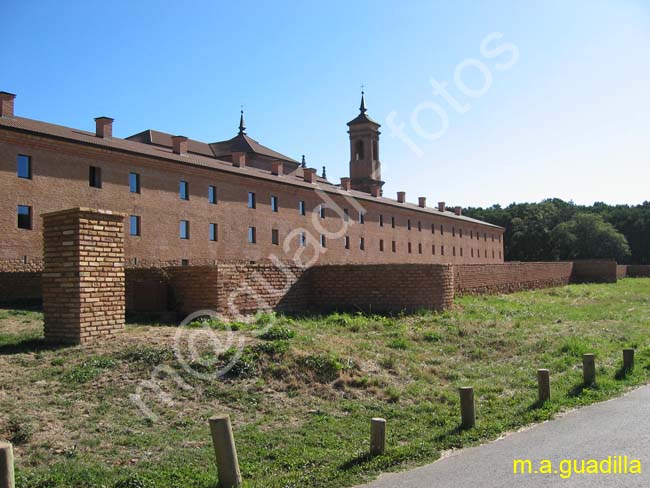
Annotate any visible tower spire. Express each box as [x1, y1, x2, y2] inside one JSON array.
[[238, 107, 246, 134], [359, 85, 367, 114]]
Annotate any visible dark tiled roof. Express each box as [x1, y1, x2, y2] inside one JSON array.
[[126, 130, 214, 157], [209, 133, 299, 164]]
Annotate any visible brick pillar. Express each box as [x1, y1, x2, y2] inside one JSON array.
[[42, 208, 126, 344]]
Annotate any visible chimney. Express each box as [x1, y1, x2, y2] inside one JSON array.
[[454, 206, 462, 216], [340, 177, 351, 191], [271, 161, 283, 176], [232, 152, 246, 167], [418, 197, 427, 208], [94, 116, 113, 138], [0, 92, 16, 117], [438, 201, 446, 212], [172, 135, 188, 155], [370, 185, 381, 197], [303, 168, 317, 183], [397, 191, 406, 203]]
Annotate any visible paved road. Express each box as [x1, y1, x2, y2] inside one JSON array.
[[358, 385, 650, 487]]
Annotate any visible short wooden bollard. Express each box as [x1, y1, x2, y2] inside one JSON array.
[[583, 353, 596, 385], [0, 442, 15, 488], [459, 387, 475, 429], [209, 415, 242, 488], [537, 369, 551, 403], [623, 348, 635, 370], [370, 418, 386, 456]]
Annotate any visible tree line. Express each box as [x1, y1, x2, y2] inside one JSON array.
[[462, 199, 650, 264]]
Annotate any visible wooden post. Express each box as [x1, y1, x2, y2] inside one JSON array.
[[537, 369, 550, 403], [583, 354, 596, 385], [459, 386, 475, 429], [370, 418, 386, 456], [209, 415, 242, 488], [0, 442, 14, 488], [623, 349, 635, 370]]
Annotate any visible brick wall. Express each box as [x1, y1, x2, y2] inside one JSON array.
[[616, 265, 628, 279], [571, 260, 618, 284], [307, 264, 454, 313], [42, 208, 125, 344], [454, 262, 574, 295], [627, 265, 650, 278]]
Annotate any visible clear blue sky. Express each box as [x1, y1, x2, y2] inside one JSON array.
[[2, 0, 649, 207]]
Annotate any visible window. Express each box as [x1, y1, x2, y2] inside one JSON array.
[[300, 232, 306, 247], [441, 245, 445, 256], [129, 173, 140, 193], [379, 239, 384, 252], [460, 228, 463, 238], [408, 242, 412, 254], [379, 214, 384, 227], [180, 220, 190, 239], [431, 223, 435, 234], [89, 166, 102, 188], [452, 227, 455, 237], [492, 250, 495, 258], [485, 249, 488, 258], [345, 236, 350, 249], [372, 139, 379, 161], [208, 186, 217, 204], [417, 221, 421, 232], [359, 212, 365, 224], [129, 215, 141, 236], [471, 248, 474, 258], [440, 224, 444, 235], [432, 244, 436, 255], [320, 234, 326, 248], [181, 259, 189, 266], [418, 243, 422, 254], [17, 155, 31, 179], [499, 251, 502, 259], [248, 226, 257, 244], [460, 247, 464, 257], [453, 246, 456, 256], [470, 230, 473, 239], [391, 216, 396, 229], [407, 219, 411, 230], [492, 234, 495, 242], [299, 201, 306, 215], [344, 208, 349, 222], [248, 192, 256, 209], [210, 223, 218, 242], [271, 229, 279, 245], [271, 196, 279, 212], [392, 241, 397, 253], [17, 205, 31, 230], [484, 233, 487, 242], [180, 181, 189, 200], [319, 205, 326, 219], [359, 237, 365, 251]]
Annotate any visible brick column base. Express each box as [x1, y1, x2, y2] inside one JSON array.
[[42, 208, 126, 344]]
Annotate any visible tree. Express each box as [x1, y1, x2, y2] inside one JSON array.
[[550, 213, 631, 262]]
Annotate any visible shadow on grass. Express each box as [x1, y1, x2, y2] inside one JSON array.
[[615, 366, 633, 380], [568, 382, 600, 397], [0, 336, 69, 355], [339, 452, 374, 471]]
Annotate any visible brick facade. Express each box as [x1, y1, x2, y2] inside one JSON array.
[[627, 265, 650, 278], [42, 208, 125, 344], [571, 260, 618, 284]]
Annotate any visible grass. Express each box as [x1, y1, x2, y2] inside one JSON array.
[[1, 279, 650, 487]]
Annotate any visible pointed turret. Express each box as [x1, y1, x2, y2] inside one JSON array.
[[238, 109, 246, 134]]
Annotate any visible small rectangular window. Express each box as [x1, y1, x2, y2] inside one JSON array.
[[408, 242, 412, 254], [180, 220, 190, 239], [471, 248, 474, 257], [484, 233, 487, 241], [359, 237, 365, 251], [271, 196, 279, 212], [452, 227, 456, 237], [129, 215, 141, 236], [210, 223, 218, 242], [441, 245, 445, 256], [460, 228, 463, 238], [129, 173, 140, 193], [492, 250, 495, 258], [431, 223, 435, 234], [319, 205, 326, 219], [272, 229, 279, 245], [180, 181, 189, 200], [432, 244, 436, 255], [407, 219, 411, 230], [379, 239, 384, 252], [440, 224, 444, 235], [460, 247, 464, 257], [359, 212, 365, 224], [181, 259, 189, 266], [248, 226, 257, 244], [299, 200, 306, 215], [320, 234, 326, 248], [418, 243, 422, 254], [499, 250, 502, 259], [492, 234, 495, 242], [300, 232, 306, 247], [453, 246, 456, 256], [345, 236, 350, 249], [209, 186, 217, 204], [485, 249, 488, 258], [17, 205, 32, 230], [248, 192, 256, 209], [392, 241, 397, 253], [89, 166, 102, 188], [418, 221, 422, 232], [470, 230, 473, 239], [391, 216, 396, 229], [344, 208, 349, 222], [379, 214, 384, 227], [17, 155, 31, 179]]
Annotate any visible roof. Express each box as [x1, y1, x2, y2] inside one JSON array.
[[209, 132, 299, 164], [0, 114, 502, 230]]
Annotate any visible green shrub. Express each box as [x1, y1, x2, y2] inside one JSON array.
[[219, 347, 258, 378], [260, 325, 296, 341], [117, 346, 174, 365], [63, 356, 116, 383], [388, 337, 409, 350], [423, 331, 443, 342], [8, 415, 34, 445], [297, 353, 344, 382]]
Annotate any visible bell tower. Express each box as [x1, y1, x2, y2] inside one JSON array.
[[347, 91, 384, 194]]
